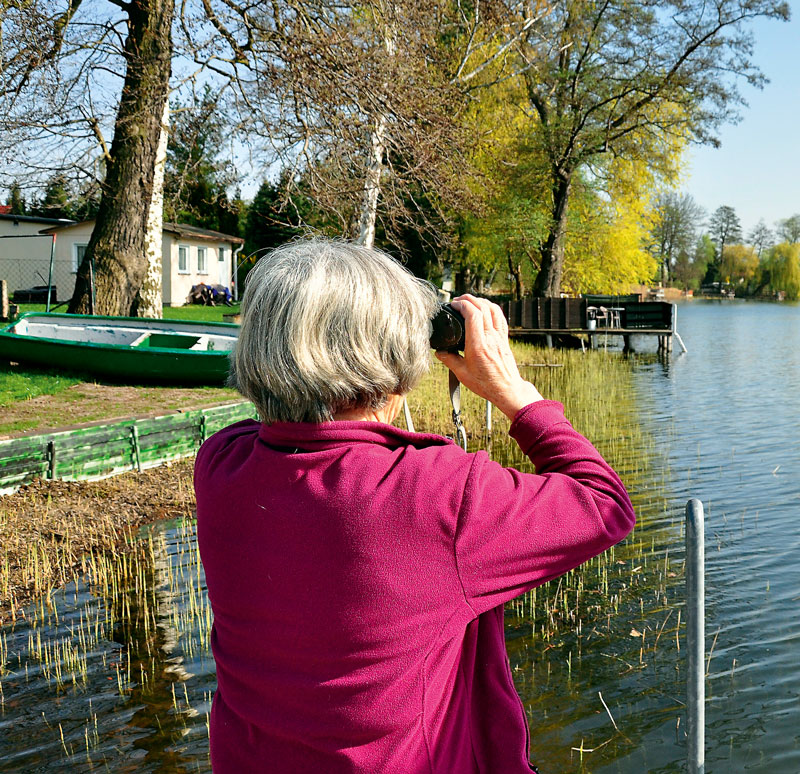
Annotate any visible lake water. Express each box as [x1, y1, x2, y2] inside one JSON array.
[[1, 300, 798, 772]]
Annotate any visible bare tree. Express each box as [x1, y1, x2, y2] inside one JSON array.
[[1, 0, 174, 317], [748, 219, 774, 259], [68, 0, 174, 315], [3, 0, 539, 314], [187, 0, 540, 251], [775, 214, 800, 244], [648, 192, 705, 285]]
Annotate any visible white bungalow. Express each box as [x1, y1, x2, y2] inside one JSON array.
[[31, 220, 244, 306]]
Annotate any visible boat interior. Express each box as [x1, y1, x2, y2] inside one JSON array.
[[10, 316, 238, 352]]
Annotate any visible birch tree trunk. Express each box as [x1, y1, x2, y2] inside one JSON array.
[[355, 111, 389, 248], [134, 100, 169, 318], [354, 5, 395, 249]]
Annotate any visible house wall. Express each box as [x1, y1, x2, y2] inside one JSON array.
[[163, 236, 235, 306], [0, 220, 65, 296], [1, 218, 237, 306]]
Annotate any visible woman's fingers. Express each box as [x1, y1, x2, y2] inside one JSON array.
[[489, 302, 508, 338], [450, 297, 488, 352], [453, 295, 508, 341], [439, 295, 542, 419]]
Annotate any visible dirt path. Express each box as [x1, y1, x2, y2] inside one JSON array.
[[0, 382, 238, 438]]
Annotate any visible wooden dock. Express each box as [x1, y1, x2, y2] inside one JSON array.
[[502, 296, 684, 354]]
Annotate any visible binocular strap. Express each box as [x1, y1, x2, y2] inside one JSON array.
[[402, 397, 415, 433], [449, 370, 468, 451]]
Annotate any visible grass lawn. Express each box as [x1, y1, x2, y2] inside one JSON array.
[[12, 302, 241, 322], [0, 303, 242, 437]]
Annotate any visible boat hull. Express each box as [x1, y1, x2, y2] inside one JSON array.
[[0, 313, 237, 385]]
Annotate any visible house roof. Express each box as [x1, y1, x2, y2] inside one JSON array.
[[39, 218, 244, 244], [163, 222, 244, 244], [2, 213, 76, 226]]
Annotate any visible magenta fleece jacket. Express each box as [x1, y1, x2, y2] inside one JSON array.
[[194, 400, 635, 773]]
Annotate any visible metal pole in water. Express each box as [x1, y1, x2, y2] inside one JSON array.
[[686, 498, 705, 774], [673, 302, 689, 354]]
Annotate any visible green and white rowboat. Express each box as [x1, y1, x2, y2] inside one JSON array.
[[0, 313, 239, 385]]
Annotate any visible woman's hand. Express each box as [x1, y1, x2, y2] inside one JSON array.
[[435, 295, 543, 421]]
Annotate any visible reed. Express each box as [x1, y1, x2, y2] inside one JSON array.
[[0, 342, 688, 771]]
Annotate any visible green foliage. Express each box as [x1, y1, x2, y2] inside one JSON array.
[[561, 160, 658, 294], [672, 234, 714, 290], [33, 175, 72, 220], [164, 89, 241, 235], [720, 244, 759, 288], [26, 175, 99, 222], [761, 243, 800, 300], [244, 177, 315, 258], [510, 0, 788, 294], [460, 122, 660, 295], [6, 182, 27, 215]]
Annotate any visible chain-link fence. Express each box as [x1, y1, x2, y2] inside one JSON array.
[[0, 254, 75, 304]]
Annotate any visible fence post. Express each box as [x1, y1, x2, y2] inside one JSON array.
[[686, 498, 705, 774], [130, 425, 142, 473], [0, 279, 8, 321], [46, 235, 56, 313]]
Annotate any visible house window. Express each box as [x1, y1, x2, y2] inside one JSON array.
[[198, 246, 208, 274], [178, 245, 189, 274], [218, 246, 225, 262], [72, 243, 88, 273]]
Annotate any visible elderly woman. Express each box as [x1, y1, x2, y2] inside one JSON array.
[[195, 239, 635, 773]]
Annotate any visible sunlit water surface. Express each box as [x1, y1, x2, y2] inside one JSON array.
[[1, 300, 798, 772]]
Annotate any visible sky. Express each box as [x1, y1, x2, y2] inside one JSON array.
[[685, 3, 800, 237]]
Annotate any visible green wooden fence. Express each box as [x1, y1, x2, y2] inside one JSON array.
[[0, 401, 258, 494]]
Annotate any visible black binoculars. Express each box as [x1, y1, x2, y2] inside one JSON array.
[[430, 303, 465, 352]]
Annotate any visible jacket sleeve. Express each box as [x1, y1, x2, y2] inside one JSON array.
[[454, 400, 635, 615]]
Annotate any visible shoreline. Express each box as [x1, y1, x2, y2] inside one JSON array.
[[0, 458, 196, 625]]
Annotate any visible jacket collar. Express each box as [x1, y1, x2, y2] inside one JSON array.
[[258, 420, 454, 452]]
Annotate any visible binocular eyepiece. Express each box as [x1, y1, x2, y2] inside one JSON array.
[[430, 303, 465, 352]]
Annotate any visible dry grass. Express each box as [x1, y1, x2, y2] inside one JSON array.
[[0, 459, 195, 624]]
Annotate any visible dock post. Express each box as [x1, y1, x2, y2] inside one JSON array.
[[622, 334, 632, 353], [686, 498, 705, 774], [673, 303, 688, 354]]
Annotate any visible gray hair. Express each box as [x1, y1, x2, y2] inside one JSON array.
[[229, 239, 439, 423]]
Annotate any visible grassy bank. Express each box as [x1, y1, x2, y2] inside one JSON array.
[[0, 304, 241, 436]]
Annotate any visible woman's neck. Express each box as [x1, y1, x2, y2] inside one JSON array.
[[333, 394, 405, 424]]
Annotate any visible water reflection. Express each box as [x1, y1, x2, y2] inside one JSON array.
[[1, 301, 799, 772], [0, 524, 214, 773]]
